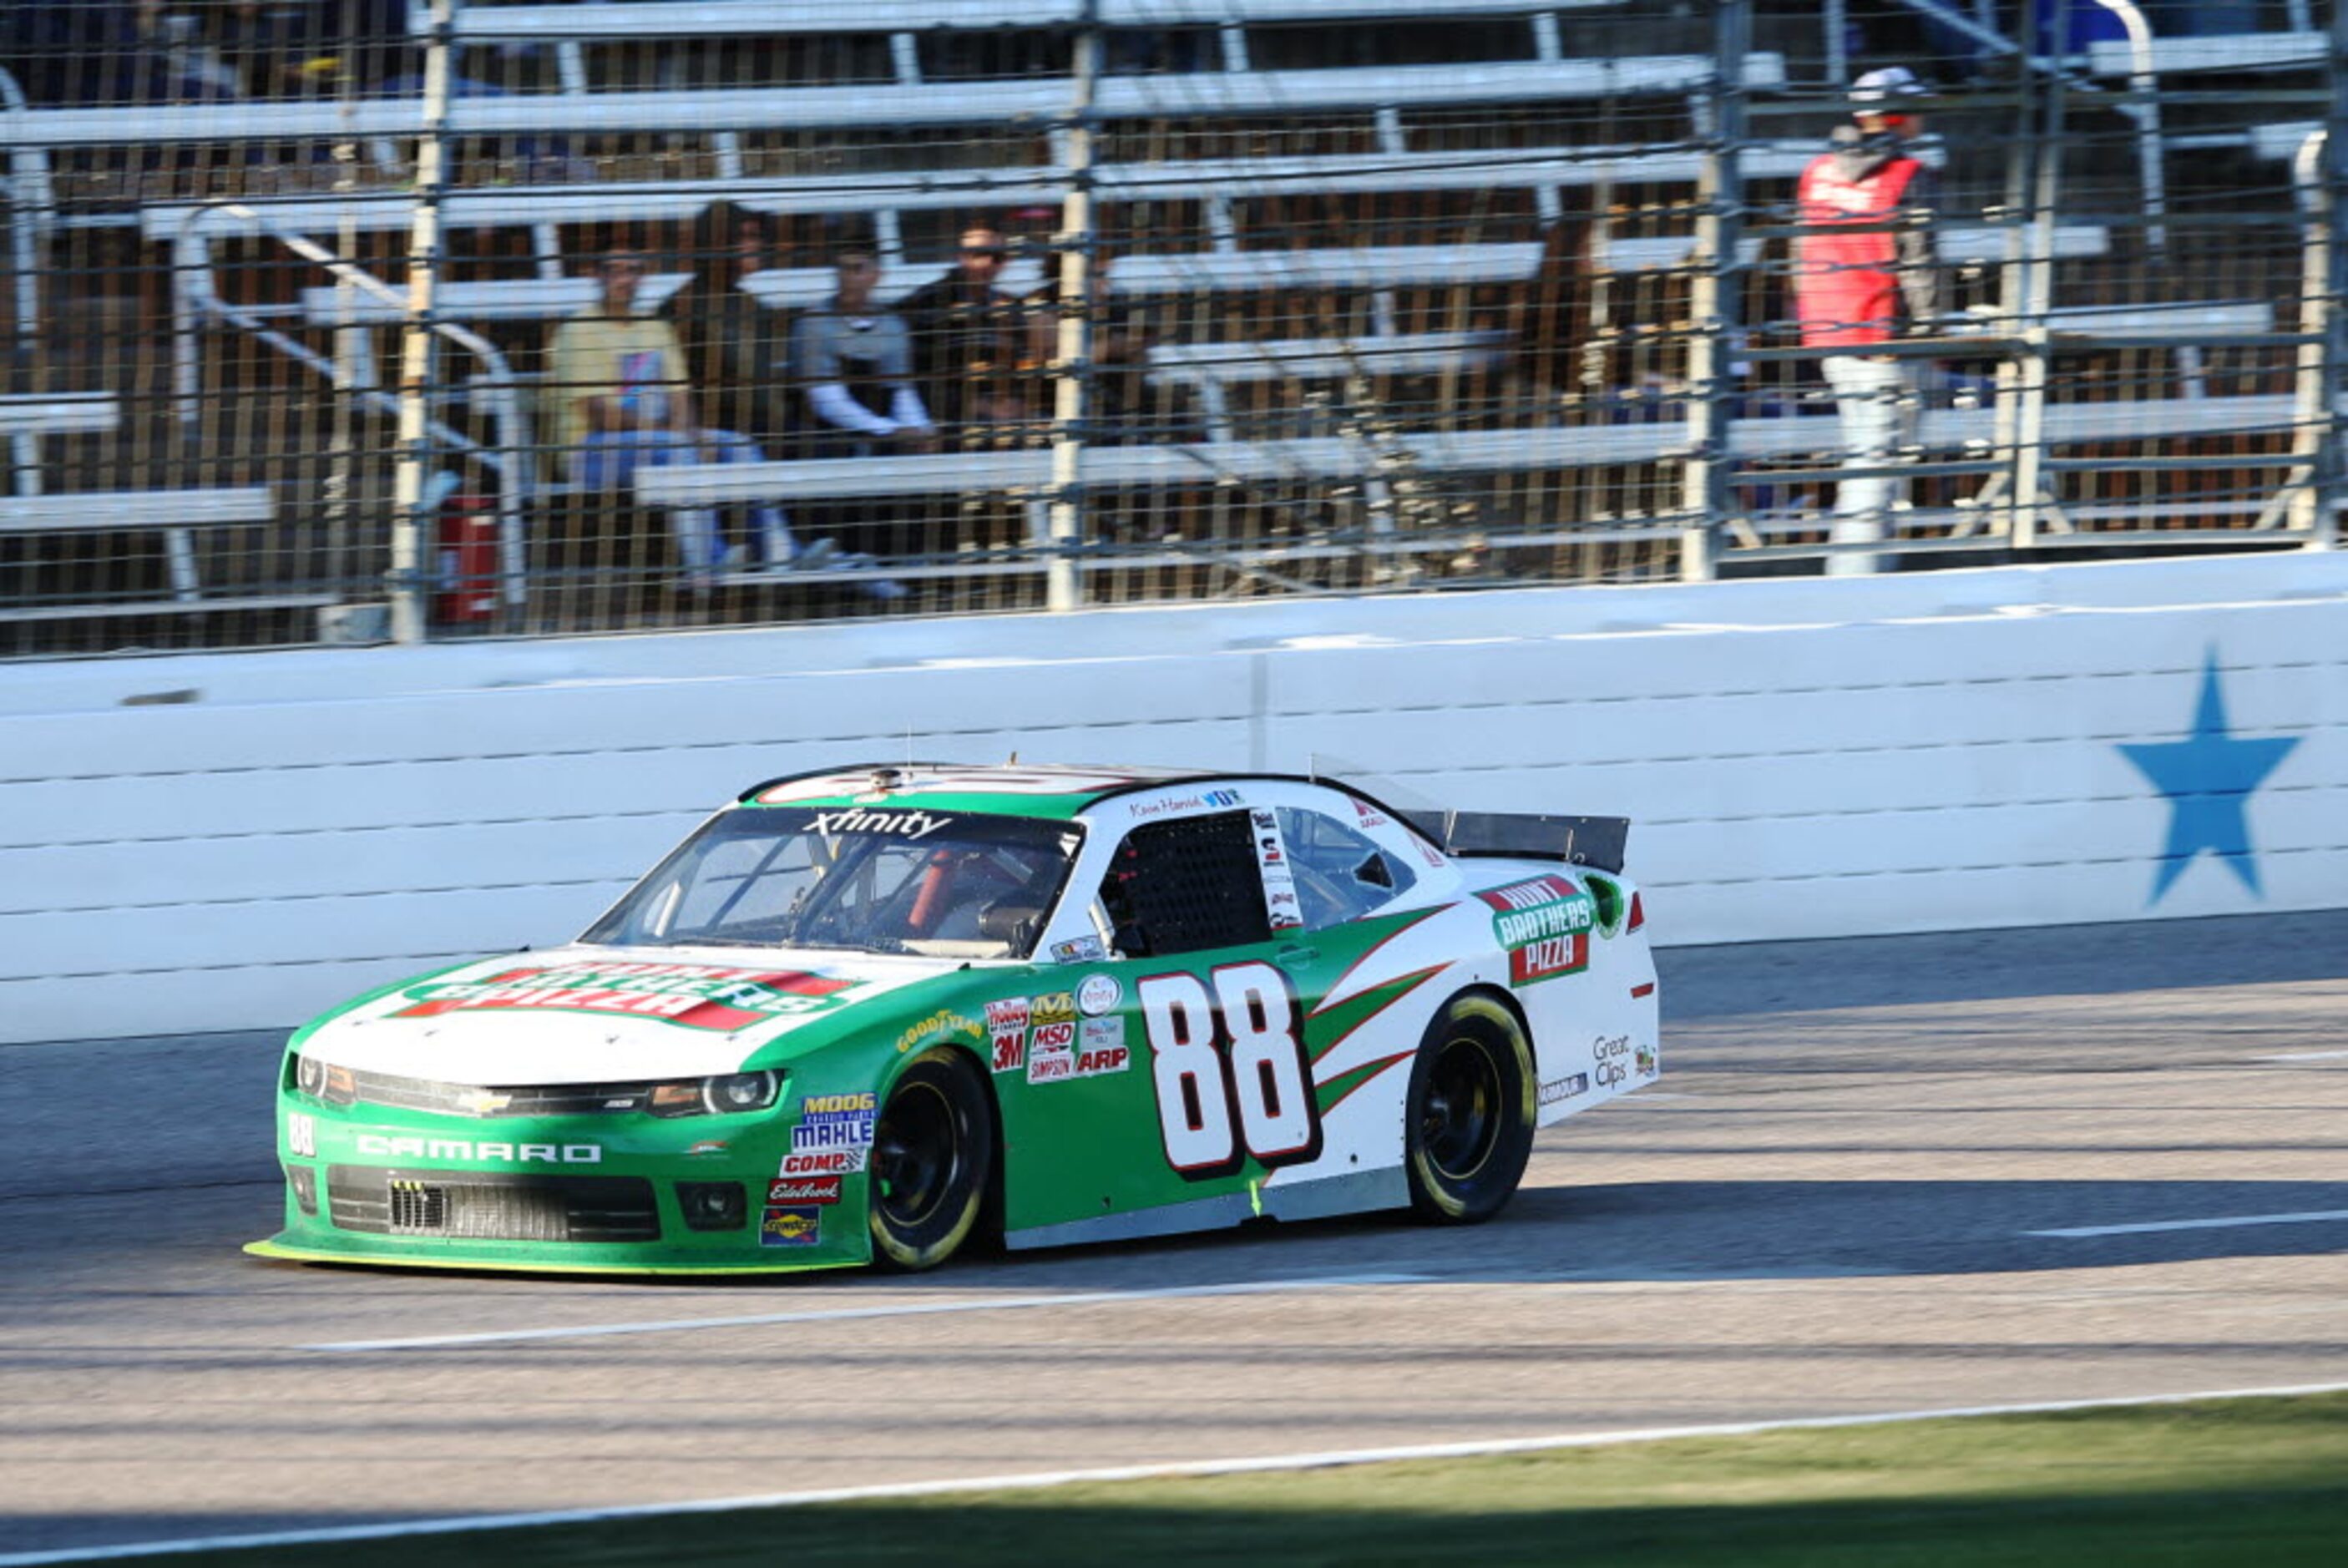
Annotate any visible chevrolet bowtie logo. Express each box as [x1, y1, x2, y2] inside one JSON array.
[[453, 1087, 513, 1115]]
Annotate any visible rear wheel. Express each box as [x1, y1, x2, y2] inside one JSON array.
[[868, 1047, 994, 1270], [1403, 992, 1536, 1222]]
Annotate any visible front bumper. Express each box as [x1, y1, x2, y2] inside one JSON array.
[[257, 1095, 872, 1276]]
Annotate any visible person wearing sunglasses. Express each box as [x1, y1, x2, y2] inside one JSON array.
[[895, 226, 1035, 450]]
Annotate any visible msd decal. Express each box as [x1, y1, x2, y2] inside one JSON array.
[[392, 962, 854, 1032], [1476, 875, 1595, 985]]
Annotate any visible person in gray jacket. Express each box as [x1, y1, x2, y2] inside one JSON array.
[[790, 252, 939, 458]]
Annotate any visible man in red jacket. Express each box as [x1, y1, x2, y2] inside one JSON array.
[[1794, 66, 1942, 576]]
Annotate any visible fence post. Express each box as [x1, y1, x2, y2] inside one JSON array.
[[2007, 49, 2065, 556], [389, 0, 454, 646], [1680, 0, 1747, 583], [1046, 3, 1101, 614], [2320, 15, 2348, 552]]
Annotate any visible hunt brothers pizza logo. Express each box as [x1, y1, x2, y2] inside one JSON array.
[[1475, 875, 1596, 986], [392, 962, 856, 1032]]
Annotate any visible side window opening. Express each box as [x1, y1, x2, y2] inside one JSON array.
[[1275, 807, 1417, 929], [1096, 810, 1271, 958]]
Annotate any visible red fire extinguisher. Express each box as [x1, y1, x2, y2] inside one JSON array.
[[434, 491, 499, 625]]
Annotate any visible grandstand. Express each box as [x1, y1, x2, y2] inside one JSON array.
[[0, 0, 2339, 654]]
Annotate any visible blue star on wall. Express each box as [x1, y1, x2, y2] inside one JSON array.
[[2118, 649, 2300, 904]]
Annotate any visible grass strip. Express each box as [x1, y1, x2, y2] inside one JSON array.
[[190, 1391, 2348, 1565]]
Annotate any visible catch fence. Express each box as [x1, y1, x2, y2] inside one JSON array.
[[2, 0, 2341, 655]]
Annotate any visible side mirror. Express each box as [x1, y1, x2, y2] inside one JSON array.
[[978, 903, 1043, 943]]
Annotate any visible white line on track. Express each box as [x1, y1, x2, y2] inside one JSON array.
[[2025, 1208, 2348, 1238], [8, 1380, 2348, 1567], [303, 1270, 1435, 1353], [2254, 1049, 2348, 1062]]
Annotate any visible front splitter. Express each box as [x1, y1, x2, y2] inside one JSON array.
[[244, 1236, 862, 1277]]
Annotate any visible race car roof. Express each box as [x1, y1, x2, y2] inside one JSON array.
[[737, 762, 1205, 821]]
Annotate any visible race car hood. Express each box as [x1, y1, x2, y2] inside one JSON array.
[[293, 945, 962, 1085]]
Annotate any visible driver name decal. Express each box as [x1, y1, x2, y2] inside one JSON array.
[[392, 963, 855, 1031]]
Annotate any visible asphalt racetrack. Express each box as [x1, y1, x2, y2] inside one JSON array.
[[4, 913, 2345, 1559]]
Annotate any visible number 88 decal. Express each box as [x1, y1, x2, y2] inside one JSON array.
[[1136, 961, 1323, 1180]]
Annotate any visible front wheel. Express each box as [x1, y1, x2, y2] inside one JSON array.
[[868, 1048, 994, 1271], [1403, 992, 1536, 1223]]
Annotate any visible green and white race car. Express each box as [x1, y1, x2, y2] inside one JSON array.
[[252, 764, 1659, 1276]]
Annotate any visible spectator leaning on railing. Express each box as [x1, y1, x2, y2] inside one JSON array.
[[1793, 65, 1944, 578]]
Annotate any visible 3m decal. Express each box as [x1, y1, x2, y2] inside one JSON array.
[[1136, 961, 1323, 1181], [767, 1176, 843, 1206], [353, 1135, 601, 1164], [286, 1112, 316, 1159], [760, 1206, 821, 1247], [985, 998, 1030, 1073], [393, 962, 853, 1032], [1592, 1034, 1632, 1090], [1076, 974, 1122, 1017], [1475, 875, 1596, 985], [779, 1148, 867, 1176]]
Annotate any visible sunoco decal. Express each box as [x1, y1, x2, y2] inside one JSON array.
[[392, 963, 855, 1032], [1476, 875, 1595, 985], [761, 1206, 821, 1247]]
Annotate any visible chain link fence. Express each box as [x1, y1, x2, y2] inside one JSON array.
[[3, 0, 2340, 655]]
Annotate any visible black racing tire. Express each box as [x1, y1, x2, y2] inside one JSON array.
[[868, 1047, 995, 1271], [1402, 990, 1536, 1223]]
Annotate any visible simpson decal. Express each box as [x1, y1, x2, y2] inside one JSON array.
[[1027, 1019, 1077, 1084], [393, 962, 854, 1031]]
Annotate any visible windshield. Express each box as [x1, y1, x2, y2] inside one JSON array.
[[582, 806, 1083, 960]]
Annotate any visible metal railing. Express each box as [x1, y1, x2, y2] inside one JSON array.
[[0, 0, 2336, 655]]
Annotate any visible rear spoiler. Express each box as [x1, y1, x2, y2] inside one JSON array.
[[1399, 811, 1630, 875]]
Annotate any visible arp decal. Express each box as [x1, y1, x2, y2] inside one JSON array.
[[1076, 1015, 1130, 1077], [393, 962, 854, 1032]]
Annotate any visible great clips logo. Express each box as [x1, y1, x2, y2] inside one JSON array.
[[393, 963, 856, 1032], [1475, 875, 1595, 986]]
